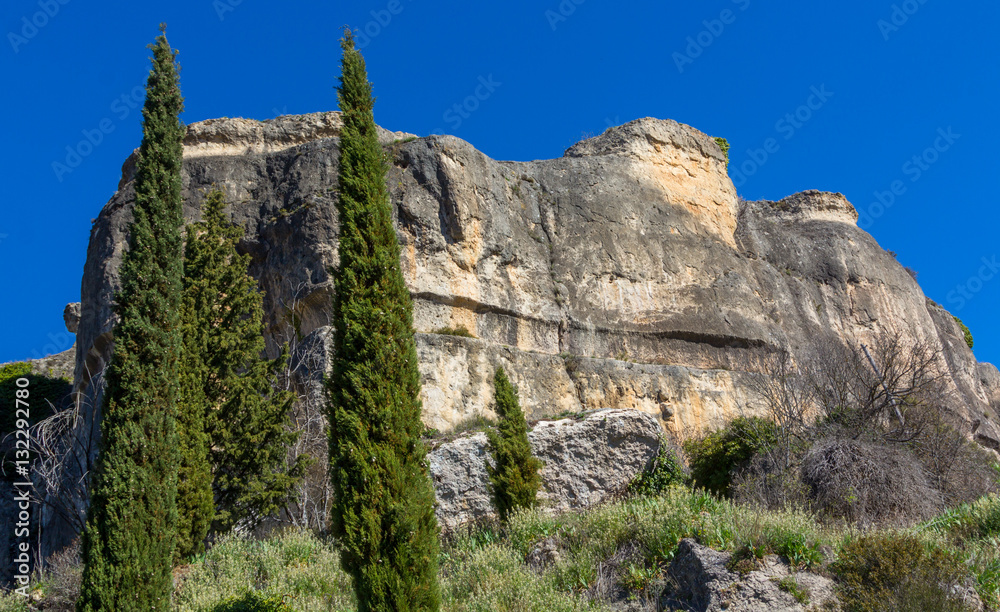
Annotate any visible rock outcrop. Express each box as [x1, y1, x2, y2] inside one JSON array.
[[62, 302, 81, 335], [428, 408, 661, 530], [47, 111, 999, 554], [663, 539, 837, 612]]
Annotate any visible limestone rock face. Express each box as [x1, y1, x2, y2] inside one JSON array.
[[663, 539, 837, 612], [55, 111, 1000, 552], [73, 112, 998, 441], [428, 409, 661, 530]]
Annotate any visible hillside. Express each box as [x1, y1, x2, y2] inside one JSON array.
[[31, 112, 1000, 559]]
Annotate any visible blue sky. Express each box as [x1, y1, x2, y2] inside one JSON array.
[[2, 0, 998, 366]]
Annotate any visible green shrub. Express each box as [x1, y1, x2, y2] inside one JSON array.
[[776, 576, 810, 605], [713, 137, 730, 169], [629, 440, 687, 497], [832, 532, 972, 612], [953, 315, 974, 349], [684, 416, 779, 497], [0, 593, 28, 612], [920, 495, 1000, 609], [450, 412, 496, 435], [211, 592, 295, 612]]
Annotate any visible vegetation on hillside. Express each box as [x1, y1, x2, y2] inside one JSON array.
[[955, 315, 975, 349], [8, 488, 999, 611]]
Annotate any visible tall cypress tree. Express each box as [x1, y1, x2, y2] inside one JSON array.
[[326, 30, 441, 610], [180, 189, 306, 540], [486, 367, 542, 522], [77, 25, 184, 612]]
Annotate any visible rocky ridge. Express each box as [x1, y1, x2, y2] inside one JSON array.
[[44, 111, 1000, 555]]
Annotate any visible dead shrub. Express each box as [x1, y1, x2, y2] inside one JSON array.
[[802, 437, 942, 526], [908, 411, 1000, 506], [38, 538, 81, 611], [732, 451, 811, 512]]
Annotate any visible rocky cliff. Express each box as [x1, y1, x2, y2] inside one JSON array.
[[50, 111, 999, 553]]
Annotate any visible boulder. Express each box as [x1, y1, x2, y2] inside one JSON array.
[[428, 408, 661, 530]]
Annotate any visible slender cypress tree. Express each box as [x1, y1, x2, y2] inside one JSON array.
[[326, 30, 441, 610], [181, 189, 306, 538], [486, 367, 543, 522], [77, 25, 184, 611]]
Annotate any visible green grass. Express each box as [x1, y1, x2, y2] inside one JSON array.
[[172, 529, 355, 612], [0, 594, 28, 612], [432, 325, 477, 338], [775, 576, 810, 605]]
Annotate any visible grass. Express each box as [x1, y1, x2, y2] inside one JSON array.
[[432, 325, 477, 339], [775, 576, 810, 605], [172, 529, 354, 612]]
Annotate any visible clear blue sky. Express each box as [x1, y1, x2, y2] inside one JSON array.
[[2, 0, 998, 366]]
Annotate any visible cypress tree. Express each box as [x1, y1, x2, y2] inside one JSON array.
[[326, 30, 441, 610], [181, 189, 306, 537], [486, 367, 543, 522], [77, 25, 184, 611]]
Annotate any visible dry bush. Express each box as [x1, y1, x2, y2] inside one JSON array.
[[802, 437, 942, 526], [805, 330, 947, 444], [733, 329, 993, 527], [908, 410, 1000, 506], [273, 282, 333, 533], [732, 451, 811, 512], [38, 538, 81, 611]]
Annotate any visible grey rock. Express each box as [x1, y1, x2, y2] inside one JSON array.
[[428, 432, 493, 531], [531, 408, 661, 513], [428, 408, 661, 530], [978, 362, 1000, 412], [63, 302, 81, 334], [664, 539, 837, 612]]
